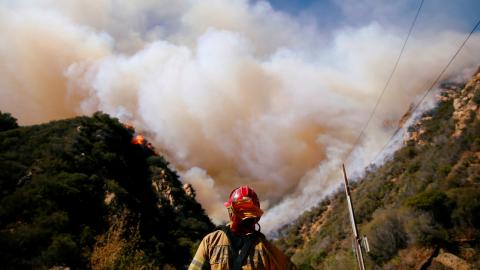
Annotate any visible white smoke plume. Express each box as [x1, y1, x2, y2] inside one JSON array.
[[1, 0, 479, 231]]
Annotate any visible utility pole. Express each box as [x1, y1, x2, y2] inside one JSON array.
[[342, 164, 366, 270]]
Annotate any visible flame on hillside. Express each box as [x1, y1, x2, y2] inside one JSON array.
[[131, 134, 158, 155], [132, 134, 145, 145]]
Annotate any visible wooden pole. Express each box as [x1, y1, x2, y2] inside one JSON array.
[[342, 164, 366, 270]]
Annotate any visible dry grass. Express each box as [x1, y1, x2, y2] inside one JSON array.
[[90, 209, 149, 270]]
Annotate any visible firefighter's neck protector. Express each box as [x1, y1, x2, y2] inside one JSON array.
[[224, 186, 263, 233]]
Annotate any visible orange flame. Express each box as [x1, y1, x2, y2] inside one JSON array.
[[132, 134, 145, 145], [131, 134, 158, 155]]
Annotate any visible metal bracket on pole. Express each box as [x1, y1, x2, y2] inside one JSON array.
[[362, 235, 370, 253], [342, 164, 366, 270]]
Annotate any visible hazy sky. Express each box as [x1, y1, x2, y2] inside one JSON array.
[[1, 0, 479, 232]]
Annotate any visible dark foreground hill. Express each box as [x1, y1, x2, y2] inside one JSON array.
[[0, 112, 214, 269], [275, 69, 480, 269]]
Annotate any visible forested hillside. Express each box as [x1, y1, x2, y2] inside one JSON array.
[[275, 69, 480, 269], [0, 112, 214, 269]]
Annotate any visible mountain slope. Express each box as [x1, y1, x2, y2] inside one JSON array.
[[0, 112, 214, 269], [275, 69, 480, 269]]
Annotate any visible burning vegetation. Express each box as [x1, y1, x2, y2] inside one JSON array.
[[131, 134, 145, 145], [130, 133, 157, 155]]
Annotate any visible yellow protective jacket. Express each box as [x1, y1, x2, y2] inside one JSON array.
[[188, 227, 297, 270]]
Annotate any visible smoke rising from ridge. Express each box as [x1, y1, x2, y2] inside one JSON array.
[[1, 0, 479, 231]]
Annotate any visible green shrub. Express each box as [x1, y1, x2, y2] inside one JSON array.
[[449, 187, 480, 229], [403, 209, 449, 245], [42, 234, 79, 266], [364, 209, 407, 263], [405, 190, 453, 227]]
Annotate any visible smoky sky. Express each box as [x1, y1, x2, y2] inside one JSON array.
[[1, 0, 479, 232]]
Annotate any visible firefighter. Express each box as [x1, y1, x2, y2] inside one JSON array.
[[189, 185, 297, 270]]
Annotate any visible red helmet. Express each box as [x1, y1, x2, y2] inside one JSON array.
[[224, 186, 263, 233], [224, 185, 261, 209]]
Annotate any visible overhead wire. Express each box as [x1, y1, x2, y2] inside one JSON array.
[[343, 0, 425, 163], [367, 17, 480, 167], [337, 5, 480, 262], [410, 18, 480, 115]]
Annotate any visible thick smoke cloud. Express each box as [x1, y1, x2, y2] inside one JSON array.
[[1, 0, 479, 230], [0, 6, 111, 123]]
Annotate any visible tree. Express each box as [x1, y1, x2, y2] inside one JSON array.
[[0, 111, 18, 132]]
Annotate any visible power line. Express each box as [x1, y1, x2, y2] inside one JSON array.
[[411, 18, 480, 114], [343, 0, 425, 163], [370, 126, 402, 166], [367, 17, 480, 167]]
